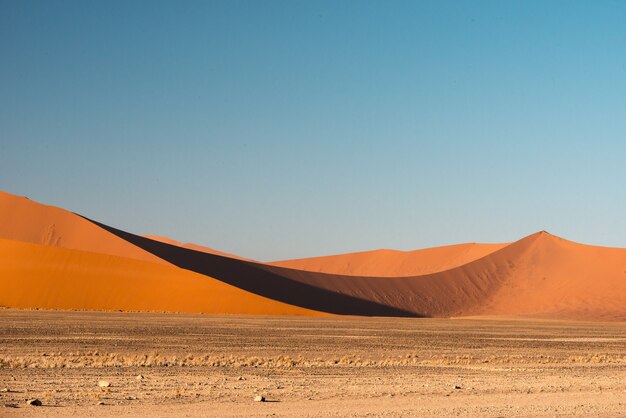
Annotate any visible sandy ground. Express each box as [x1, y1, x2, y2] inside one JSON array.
[[1, 310, 625, 417]]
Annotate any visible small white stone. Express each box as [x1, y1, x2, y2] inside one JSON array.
[[98, 380, 111, 388]]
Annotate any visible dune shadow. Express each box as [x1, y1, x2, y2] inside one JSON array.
[[81, 216, 421, 318]]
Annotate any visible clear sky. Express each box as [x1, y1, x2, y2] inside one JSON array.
[[1, 1, 625, 260]]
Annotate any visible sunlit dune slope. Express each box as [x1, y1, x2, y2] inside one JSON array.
[[269, 243, 507, 276], [0, 191, 165, 264], [0, 238, 324, 316], [476, 232, 626, 321]]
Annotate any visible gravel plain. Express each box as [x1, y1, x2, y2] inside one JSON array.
[[1, 309, 625, 417]]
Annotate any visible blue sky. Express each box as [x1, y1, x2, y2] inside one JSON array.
[[1, 0, 625, 260]]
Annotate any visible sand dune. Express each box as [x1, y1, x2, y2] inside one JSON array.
[[1, 189, 625, 321], [269, 243, 507, 276], [476, 232, 626, 320]]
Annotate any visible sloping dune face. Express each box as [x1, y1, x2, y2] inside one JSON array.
[[0, 191, 164, 264], [0, 238, 324, 316], [269, 243, 507, 277]]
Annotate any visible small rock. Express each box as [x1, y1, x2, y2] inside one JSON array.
[[237, 376, 245, 381], [0, 388, 8, 392], [135, 375, 144, 381], [98, 380, 111, 388], [453, 385, 462, 390], [97, 401, 105, 406], [27, 399, 42, 406], [254, 395, 266, 402], [4, 403, 18, 408], [125, 396, 136, 400]]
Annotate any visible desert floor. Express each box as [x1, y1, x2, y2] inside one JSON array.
[[1, 309, 625, 417]]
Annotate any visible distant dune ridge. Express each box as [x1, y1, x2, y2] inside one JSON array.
[[269, 243, 507, 277], [1, 190, 625, 321]]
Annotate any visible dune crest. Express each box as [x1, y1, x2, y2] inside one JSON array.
[[269, 242, 507, 277]]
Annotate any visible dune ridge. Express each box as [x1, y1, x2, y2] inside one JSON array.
[[269, 242, 507, 277], [1, 190, 625, 321]]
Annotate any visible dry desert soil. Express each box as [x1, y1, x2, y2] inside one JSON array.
[[1, 309, 626, 417]]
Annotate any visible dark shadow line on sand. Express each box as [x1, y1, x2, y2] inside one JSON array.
[[80, 216, 421, 318]]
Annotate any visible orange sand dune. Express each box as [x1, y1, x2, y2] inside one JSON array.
[[0, 238, 323, 316], [2, 190, 625, 321], [0, 191, 165, 264], [269, 243, 507, 276], [145, 235, 251, 261]]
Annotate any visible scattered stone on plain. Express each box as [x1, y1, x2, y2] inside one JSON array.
[[27, 399, 42, 406], [254, 395, 266, 402], [98, 380, 111, 388]]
